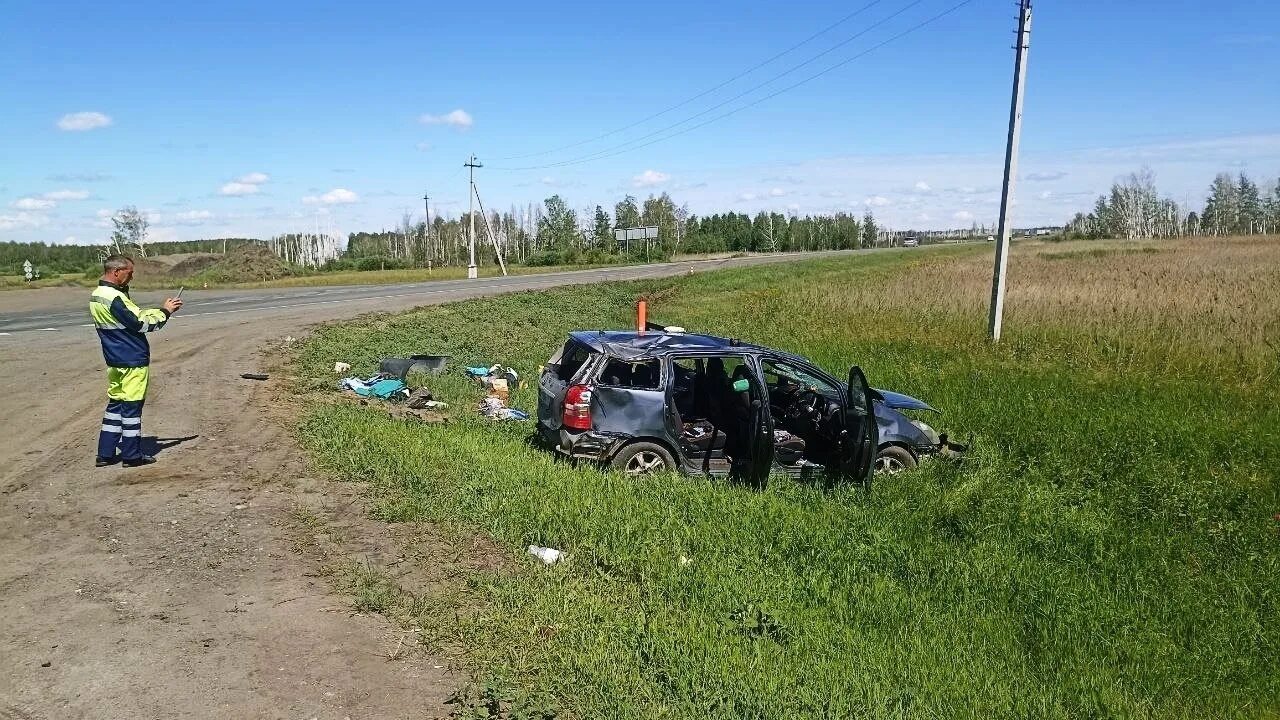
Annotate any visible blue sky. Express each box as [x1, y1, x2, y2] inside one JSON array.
[[2, 0, 1277, 244]]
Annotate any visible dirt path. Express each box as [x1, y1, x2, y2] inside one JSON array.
[[0, 314, 459, 719]]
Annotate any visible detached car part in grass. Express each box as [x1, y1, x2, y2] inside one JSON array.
[[537, 329, 966, 487]]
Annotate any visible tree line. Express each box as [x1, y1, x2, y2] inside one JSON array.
[[1065, 169, 1280, 239], [0, 237, 261, 276], [339, 192, 911, 270]]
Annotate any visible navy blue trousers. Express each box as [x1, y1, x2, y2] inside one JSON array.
[[98, 399, 145, 461]]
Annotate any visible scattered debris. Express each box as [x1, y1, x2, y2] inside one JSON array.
[[479, 395, 529, 421], [333, 361, 351, 374], [240, 373, 269, 381], [405, 387, 435, 409], [338, 375, 409, 401], [379, 354, 449, 381], [527, 545, 563, 564]]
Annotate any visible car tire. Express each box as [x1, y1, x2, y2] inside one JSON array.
[[611, 442, 677, 477], [874, 445, 917, 475]]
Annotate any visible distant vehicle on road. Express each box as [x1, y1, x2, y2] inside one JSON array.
[[902, 236, 919, 247]]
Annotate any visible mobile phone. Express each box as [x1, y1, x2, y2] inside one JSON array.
[[175, 286, 184, 299]]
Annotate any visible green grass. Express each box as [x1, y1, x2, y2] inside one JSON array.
[[292, 241, 1279, 719]]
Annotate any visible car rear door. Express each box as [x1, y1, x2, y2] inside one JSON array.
[[840, 366, 877, 487], [538, 340, 590, 432]]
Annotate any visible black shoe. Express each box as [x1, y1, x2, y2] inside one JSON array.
[[121, 455, 157, 468], [95, 456, 119, 467]]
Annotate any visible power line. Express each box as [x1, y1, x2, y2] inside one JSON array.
[[494, 0, 974, 172], [493, 0, 890, 161], [494, 0, 927, 170]]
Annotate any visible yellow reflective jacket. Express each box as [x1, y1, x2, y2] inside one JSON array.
[[89, 281, 170, 368]]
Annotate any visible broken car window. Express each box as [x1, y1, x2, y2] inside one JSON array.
[[556, 342, 591, 382], [761, 360, 840, 400], [599, 358, 661, 389]]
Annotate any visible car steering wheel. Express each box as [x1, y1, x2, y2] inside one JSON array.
[[784, 389, 823, 421]]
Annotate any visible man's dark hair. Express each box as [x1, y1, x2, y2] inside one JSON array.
[[103, 255, 134, 272]]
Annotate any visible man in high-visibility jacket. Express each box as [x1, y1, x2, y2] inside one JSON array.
[[90, 255, 183, 467]]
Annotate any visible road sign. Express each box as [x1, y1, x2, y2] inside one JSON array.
[[614, 226, 659, 244], [23, 260, 32, 281]]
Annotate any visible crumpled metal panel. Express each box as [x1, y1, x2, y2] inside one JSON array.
[[590, 386, 670, 445]]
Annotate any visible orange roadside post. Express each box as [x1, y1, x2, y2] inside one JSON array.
[[637, 300, 647, 335]]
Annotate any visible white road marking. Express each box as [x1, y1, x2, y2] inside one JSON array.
[[38, 328, 58, 331]]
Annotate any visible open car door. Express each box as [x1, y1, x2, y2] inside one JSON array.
[[744, 369, 774, 490], [841, 366, 877, 488]]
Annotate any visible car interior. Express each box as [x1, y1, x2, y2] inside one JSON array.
[[667, 355, 841, 472], [759, 359, 845, 469], [669, 356, 749, 471]]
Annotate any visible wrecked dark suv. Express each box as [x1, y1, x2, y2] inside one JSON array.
[[537, 329, 964, 487]]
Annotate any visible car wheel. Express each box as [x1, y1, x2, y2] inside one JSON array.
[[611, 442, 677, 476], [874, 445, 917, 475]]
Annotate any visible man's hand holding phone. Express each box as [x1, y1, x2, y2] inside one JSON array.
[[163, 287, 184, 314]]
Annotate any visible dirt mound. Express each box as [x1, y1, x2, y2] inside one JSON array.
[[195, 244, 295, 283], [168, 253, 223, 277], [130, 257, 177, 279]]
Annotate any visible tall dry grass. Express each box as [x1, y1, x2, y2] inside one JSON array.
[[789, 236, 1280, 382]]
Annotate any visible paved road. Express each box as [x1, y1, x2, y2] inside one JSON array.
[[0, 251, 858, 335]]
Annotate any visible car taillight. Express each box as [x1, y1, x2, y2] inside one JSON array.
[[562, 384, 593, 430]]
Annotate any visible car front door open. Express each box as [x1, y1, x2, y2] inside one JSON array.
[[841, 366, 877, 487]]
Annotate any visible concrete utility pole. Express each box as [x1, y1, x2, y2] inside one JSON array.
[[988, 0, 1032, 342], [464, 155, 482, 279]]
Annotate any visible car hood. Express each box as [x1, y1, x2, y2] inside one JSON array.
[[872, 388, 939, 414]]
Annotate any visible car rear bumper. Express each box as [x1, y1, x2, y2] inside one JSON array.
[[547, 427, 629, 462]]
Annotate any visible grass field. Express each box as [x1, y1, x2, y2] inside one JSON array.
[[292, 236, 1279, 719]]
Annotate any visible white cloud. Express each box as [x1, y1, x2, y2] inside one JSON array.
[[219, 182, 261, 196], [12, 197, 56, 210], [787, 203, 801, 212], [95, 208, 113, 218], [738, 192, 759, 201], [57, 111, 112, 131], [416, 142, 433, 152], [632, 170, 670, 188], [303, 188, 359, 205], [47, 172, 110, 183], [42, 189, 90, 201], [914, 181, 931, 192], [953, 210, 975, 221], [64, 235, 77, 243], [768, 187, 787, 197], [220, 172, 270, 196], [172, 210, 213, 224], [1026, 171, 1067, 182], [0, 212, 49, 230], [864, 195, 891, 207], [418, 109, 473, 129], [1038, 190, 1053, 200], [820, 190, 845, 198]]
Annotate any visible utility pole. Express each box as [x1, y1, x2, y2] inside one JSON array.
[[423, 190, 432, 270], [464, 155, 482, 279], [987, 0, 1032, 342]]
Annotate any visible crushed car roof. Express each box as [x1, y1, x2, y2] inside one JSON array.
[[568, 330, 771, 361]]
